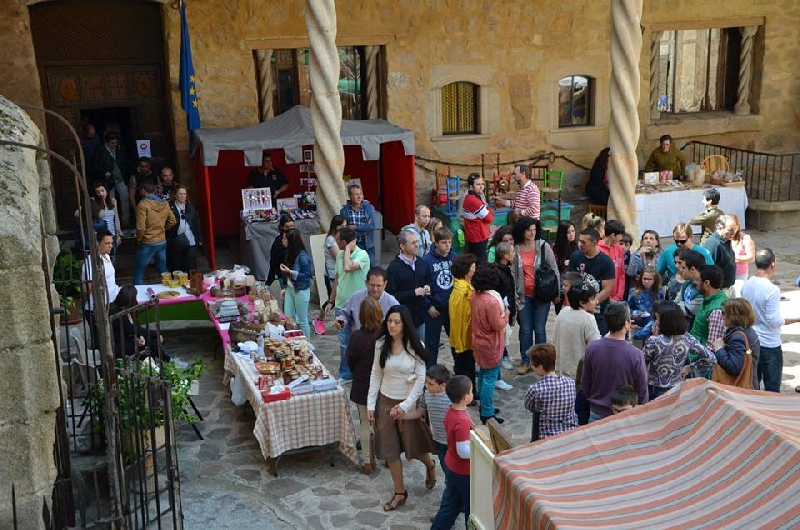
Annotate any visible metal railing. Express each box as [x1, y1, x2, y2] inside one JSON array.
[[686, 141, 800, 202]]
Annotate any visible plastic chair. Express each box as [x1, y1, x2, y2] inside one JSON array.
[[69, 327, 101, 390], [446, 176, 461, 214]]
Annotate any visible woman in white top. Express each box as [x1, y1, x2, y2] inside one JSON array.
[[367, 305, 435, 512], [91, 181, 122, 256]]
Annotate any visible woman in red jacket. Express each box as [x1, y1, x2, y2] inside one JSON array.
[[471, 263, 509, 424], [462, 173, 494, 262]]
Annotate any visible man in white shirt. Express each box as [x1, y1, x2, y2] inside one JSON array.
[[82, 229, 121, 346], [740, 248, 800, 392]]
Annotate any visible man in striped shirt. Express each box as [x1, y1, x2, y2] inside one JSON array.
[[502, 165, 540, 219]]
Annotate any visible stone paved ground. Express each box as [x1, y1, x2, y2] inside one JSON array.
[[159, 227, 800, 529]]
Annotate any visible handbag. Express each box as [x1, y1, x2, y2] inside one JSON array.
[[711, 330, 753, 389], [534, 241, 560, 303]]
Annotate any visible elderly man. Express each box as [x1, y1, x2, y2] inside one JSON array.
[[386, 229, 431, 337], [702, 214, 736, 291], [741, 249, 800, 392], [339, 266, 399, 331], [645, 134, 686, 179], [502, 164, 540, 220], [402, 205, 432, 257], [340, 184, 378, 267]]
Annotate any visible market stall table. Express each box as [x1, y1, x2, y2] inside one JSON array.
[[227, 347, 358, 475], [240, 217, 321, 281], [635, 185, 747, 237]]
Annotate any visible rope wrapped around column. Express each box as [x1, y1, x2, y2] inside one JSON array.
[[649, 32, 662, 120], [365, 45, 380, 119], [734, 26, 758, 116], [255, 49, 274, 121], [304, 0, 346, 230], [608, 0, 643, 237]]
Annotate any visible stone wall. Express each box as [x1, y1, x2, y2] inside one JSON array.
[[1, 0, 799, 208], [0, 96, 60, 529], [0, 2, 44, 129]]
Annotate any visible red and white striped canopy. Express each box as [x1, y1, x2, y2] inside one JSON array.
[[494, 379, 800, 529]]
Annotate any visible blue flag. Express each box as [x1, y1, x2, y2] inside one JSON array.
[[179, 1, 201, 151]]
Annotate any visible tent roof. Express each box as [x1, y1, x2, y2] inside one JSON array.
[[493, 379, 800, 529], [193, 105, 415, 166]]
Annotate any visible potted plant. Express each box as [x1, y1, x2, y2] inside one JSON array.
[[53, 250, 84, 324]]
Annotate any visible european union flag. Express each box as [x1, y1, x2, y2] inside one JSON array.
[[179, 0, 201, 151]]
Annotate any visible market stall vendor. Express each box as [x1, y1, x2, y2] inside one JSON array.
[[645, 134, 687, 180], [246, 153, 288, 203]]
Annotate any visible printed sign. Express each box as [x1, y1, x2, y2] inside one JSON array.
[[136, 139, 152, 158]]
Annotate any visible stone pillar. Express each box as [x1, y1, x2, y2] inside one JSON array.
[[649, 31, 662, 120], [304, 0, 346, 230], [0, 97, 59, 529], [734, 26, 758, 116], [364, 45, 380, 119], [608, 0, 643, 237], [255, 49, 275, 121]]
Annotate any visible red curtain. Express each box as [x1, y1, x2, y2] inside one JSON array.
[[380, 141, 416, 233]]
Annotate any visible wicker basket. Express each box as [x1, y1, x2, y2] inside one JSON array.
[[701, 155, 729, 181], [229, 321, 266, 344]]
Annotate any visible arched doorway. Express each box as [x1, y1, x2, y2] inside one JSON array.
[[28, 0, 174, 229]]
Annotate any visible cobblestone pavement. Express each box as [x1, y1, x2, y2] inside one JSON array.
[[167, 228, 800, 529]]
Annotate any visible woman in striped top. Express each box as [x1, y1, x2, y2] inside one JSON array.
[[91, 181, 122, 257]]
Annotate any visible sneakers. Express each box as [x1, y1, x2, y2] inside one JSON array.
[[501, 357, 513, 370], [495, 379, 513, 391], [516, 364, 532, 375], [480, 415, 505, 425], [313, 317, 326, 335]]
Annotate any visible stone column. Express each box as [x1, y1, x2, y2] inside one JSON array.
[[0, 97, 59, 529], [649, 31, 662, 120], [608, 0, 643, 236], [304, 0, 346, 230], [364, 45, 380, 119], [255, 49, 275, 121], [734, 26, 758, 116]]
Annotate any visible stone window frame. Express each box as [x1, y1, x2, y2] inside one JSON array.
[[557, 74, 595, 129], [427, 66, 498, 145]]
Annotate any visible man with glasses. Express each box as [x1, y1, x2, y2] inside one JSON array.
[[339, 267, 399, 332], [645, 133, 686, 180], [657, 222, 713, 284], [386, 229, 431, 338]]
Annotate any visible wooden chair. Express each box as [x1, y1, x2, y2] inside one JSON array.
[[487, 418, 521, 454], [588, 204, 607, 221], [540, 201, 561, 242]]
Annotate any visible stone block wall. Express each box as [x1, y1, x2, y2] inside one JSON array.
[[0, 96, 59, 530]]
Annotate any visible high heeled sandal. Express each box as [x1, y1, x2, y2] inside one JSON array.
[[425, 461, 437, 490], [383, 490, 407, 511]]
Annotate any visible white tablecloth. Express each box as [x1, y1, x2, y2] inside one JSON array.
[[635, 187, 748, 237]]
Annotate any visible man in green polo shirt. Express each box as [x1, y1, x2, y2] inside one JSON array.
[[325, 226, 370, 383], [690, 264, 728, 352]]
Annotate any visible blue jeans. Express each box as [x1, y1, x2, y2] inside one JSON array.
[[588, 410, 607, 423], [284, 285, 310, 338], [336, 308, 353, 380], [133, 240, 167, 285], [433, 440, 448, 473], [518, 296, 551, 365], [478, 364, 500, 418], [431, 467, 470, 530], [424, 310, 450, 367], [365, 246, 377, 268], [758, 345, 783, 392]]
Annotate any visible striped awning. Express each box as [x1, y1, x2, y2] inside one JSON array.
[[493, 379, 800, 529]]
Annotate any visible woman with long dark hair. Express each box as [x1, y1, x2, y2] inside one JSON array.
[[487, 225, 513, 263], [109, 285, 167, 361], [279, 228, 312, 337], [367, 305, 435, 511], [512, 217, 560, 374], [91, 181, 122, 256], [552, 220, 577, 274]]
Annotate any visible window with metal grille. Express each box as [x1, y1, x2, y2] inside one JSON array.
[[558, 75, 593, 127], [656, 28, 741, 114], [441, 82, 478, 135]]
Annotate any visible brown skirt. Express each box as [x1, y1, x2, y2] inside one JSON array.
[[374, 394, 434, 462]]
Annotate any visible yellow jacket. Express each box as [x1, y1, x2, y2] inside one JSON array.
[[448, 277, 474, 353]]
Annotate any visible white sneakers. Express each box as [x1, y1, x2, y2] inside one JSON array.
[[495, 379, 513, 391], [501, 357, 513, 370]]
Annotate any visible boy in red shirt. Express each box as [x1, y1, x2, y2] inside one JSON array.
[[431, 375, 474, 530]]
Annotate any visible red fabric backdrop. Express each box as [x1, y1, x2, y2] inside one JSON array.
[[194, 141, 414, 269]]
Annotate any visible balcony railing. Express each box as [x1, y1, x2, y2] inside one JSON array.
[[686, 141, 800, 203]]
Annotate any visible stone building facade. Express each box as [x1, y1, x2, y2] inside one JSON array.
[[1, 0, 798, 219]]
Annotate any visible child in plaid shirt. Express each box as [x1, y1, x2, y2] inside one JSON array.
[[524, 343, 578, 439]]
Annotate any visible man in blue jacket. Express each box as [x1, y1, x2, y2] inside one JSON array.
[[422, 227, 457, 367], [340, 184, 378, 267]]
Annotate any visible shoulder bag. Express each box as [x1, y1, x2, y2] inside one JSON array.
[[535, 241, 560, 303], [711, 330, 753, 390]]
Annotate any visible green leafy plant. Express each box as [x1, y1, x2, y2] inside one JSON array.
[[53, 250, 83, 315], [86, 358, 208, 438]]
